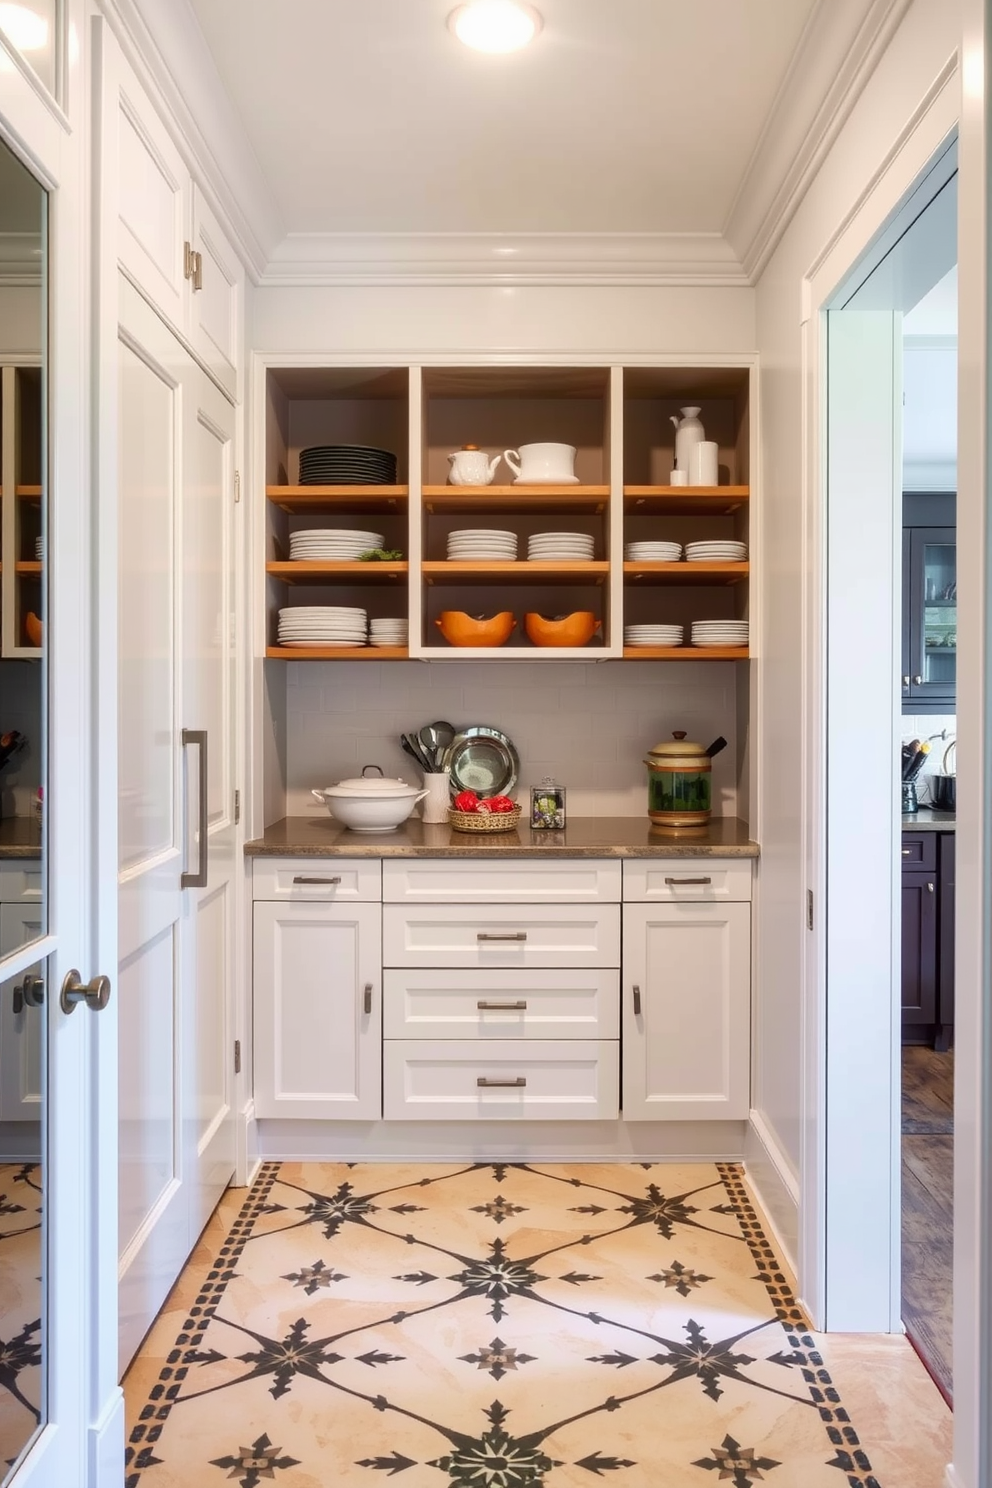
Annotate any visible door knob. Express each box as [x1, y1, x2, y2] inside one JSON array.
[[60, 969, 112, 1014]]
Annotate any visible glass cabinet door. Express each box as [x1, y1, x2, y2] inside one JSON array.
[[908, 526, 956, 703]]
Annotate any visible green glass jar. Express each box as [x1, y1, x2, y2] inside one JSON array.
[[643, 732, 713, 826]]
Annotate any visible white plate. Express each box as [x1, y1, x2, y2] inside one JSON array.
[[449, 529, 517, 539], [278, 639, 370, 648], [279, 607, 367, 617]]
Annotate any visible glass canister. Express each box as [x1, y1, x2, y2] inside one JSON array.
[[643, 731, 713, 826], [531, 777, 566, 829]]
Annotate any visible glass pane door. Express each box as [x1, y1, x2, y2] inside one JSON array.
[[922, 540, 956, 689]]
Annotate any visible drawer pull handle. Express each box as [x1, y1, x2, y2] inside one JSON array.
[[477, 1000, 528, 1011], [477, 1076, 526, 1088], [477, 932, 527, 942], [363, 982, 373, 1014], [664, 876, 712, 886], [293, 875, 342, 885], [633, 983, 642, 1015], [901, 849, 912, 857]]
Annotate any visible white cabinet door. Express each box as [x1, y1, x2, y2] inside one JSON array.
[[622, 902, 750, 1121], [0, 902, 42, 1124], [253, 902, 382, 1121], [189, 186, 242, 400]]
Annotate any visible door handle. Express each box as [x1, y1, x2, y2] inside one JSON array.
[[633, 983, 642, 1015], [181, 729, 208, 889], [293, 875, 342, 885], [477, 932, 527, 942], [60, 969, 112, 1014], [363, 982, 373, 1015], [477, 1076, 526, 1088], [477, 1000, 528, 1011]]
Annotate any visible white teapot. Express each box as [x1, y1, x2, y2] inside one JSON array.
[[502, 442, 578, 484], [447, 446, 502, 486]]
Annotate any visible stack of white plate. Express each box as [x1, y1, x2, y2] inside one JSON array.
[[447, 529, 518, 560], [277, 606, 368, 648], [34, 537, 44, 561], [289, 528, 384, 561], [691, 620, 749, 648], [624, 624, 684, 647], [527, 531, 595, 561], [624, 541, 682, 562], [685, 540, 747, 562], [369, 618, 408, 648]]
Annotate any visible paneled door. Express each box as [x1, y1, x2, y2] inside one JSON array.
[[117, 278, 236, 1369]]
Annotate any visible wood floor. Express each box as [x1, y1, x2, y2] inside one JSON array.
[[902, 1044, 953, 1403]]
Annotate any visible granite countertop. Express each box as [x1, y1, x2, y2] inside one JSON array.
[[902, 808, 956, 833], [0, 818, 42, 859], [246, 815, 759, 859]]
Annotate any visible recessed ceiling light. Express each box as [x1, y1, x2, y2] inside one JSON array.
[[448, 1, 542, 54], [0, 4, 48, 51]]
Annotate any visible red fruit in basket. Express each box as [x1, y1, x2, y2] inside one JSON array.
[[474, 800, 493, 814], [488, 796, 516, 813], [453, 790, 480, 812]]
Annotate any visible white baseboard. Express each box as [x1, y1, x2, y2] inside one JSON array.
[[235, 1098, 258, 1187], [89, 1385, 124, 1483], [255, 1118, 748, 1164], [743, 1109, 800, 1274]]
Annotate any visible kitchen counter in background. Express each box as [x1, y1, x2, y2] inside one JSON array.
[[246, 815, 759, 859], [902, 808, 956, 832], [0, 818, 42, 858]]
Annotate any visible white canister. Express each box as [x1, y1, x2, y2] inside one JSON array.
[[421, 773, 452, 824], [688, 441, 719, 486], [502, 442, 578, 484], [669, 469, 688, 487]]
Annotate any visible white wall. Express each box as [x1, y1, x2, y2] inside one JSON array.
[[283, 657, 740, 821], [753, 0, 960, 1186]]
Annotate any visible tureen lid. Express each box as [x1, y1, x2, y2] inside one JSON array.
[[331, 764, 415, 794]]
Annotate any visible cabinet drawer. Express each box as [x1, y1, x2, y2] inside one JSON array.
[[383, 1040, 619, 1121], [901, 834, 936, 870], [252, 858, 381, 902], [0, 862, 43, 905], [382, 904, 620, 969], [383, 858, 620, 903], [383, 969, 619, 1040], [623, 859, 751, 903]]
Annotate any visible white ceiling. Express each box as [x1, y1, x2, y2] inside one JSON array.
[[187, 0, 819, 238]]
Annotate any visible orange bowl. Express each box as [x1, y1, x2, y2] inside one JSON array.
[[524, 611, 600, 647], [435, 611, 515, 647], [25, 612, 43, 647]]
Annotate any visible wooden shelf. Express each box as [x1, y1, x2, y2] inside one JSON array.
[[15, 562, 41, 576], [624, 562, 748, 585], [423, 560, 610, 586], [423, 485, 609, 513], [623, 645, 749, 660], [624, 485, 749, 514], [266, 485, 408, 513], [266, 646, 408, 660], [267, 561, 408, 584], [16, 486, 42, 500]]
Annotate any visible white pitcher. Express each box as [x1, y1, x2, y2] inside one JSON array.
[[447, 447, 502, 485], [670, 407, 705, 475]]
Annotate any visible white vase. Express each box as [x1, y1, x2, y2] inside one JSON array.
[[670, 406, 705, 475], [421, 773, 452, 824]]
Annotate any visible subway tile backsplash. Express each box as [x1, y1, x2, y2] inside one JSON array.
[[902, 714, 956, 805], [284, 659, 742, 820]]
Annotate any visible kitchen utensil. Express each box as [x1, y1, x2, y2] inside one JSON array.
[[523, 612, 600, 647], [449, 804, 522, 833], [435, 611, 516, 647], [401, 732, 433, 773], [447, 447, 502, 486], [444, 726, 520, 798], [427, 720, 456, 760], [688, 440, 719, 486], [400, 735, 426, 771], [901, 740, 921, 780], [419, 723, 451, 770], [902, 780, 919, 813], [670, 407, 705, 475], [421, 773, 452, 824], [643, 730, 720, 826], [502, 443, 578, 484], [906, 741, 931, 781]]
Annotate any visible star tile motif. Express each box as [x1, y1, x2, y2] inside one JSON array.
[[281, 1259, 347, 1294], [448, 1239, 547, 1322], [210, 1432, 301, 1486], [648, 1260, 714, 1297], [617, 1183, 704, 1239], [693, 1434, 781, 1484], [235, 1317, 343, 1399], [297, 1181, 377, 1239], [459, 1336, 537, 1381], [428, 1401, 563, 1487], [470, 1195, 527, 1225]]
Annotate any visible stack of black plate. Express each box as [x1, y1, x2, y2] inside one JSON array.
[[298, 444, 398, 486]]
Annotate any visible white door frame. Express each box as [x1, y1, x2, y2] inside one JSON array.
[[0, 6, 123, 1485], [800, 40, 990, 1488]]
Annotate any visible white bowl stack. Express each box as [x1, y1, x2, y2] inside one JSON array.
[[624, 540, 682, 562], [289, 528, 384, 560], [277, 606, 368, 648], [447, 529, 518, 560], [624, 624, 684, 647], [691, 619, 749, 648], [685, 539, 747, 562], [528, 531, 595, 561], [369, 618, 409, 648]]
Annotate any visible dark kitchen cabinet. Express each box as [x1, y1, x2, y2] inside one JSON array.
[[901, 830, 954, 1047], [902, 494, 956, 714]]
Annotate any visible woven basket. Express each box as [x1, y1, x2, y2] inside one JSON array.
[[448, 805, 522, 834]]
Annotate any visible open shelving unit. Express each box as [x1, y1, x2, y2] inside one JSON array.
[[261, 363, 752, 664], [0, 365, 43, 659]]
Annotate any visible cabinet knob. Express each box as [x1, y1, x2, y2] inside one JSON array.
[[927, 882, 935, 893], [914, 675, 923, 685], [903, 675, 911, 687]]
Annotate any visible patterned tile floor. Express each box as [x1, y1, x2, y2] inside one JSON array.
[[124, 1162, 952, 1488], [0, 1163, 42, 1473]]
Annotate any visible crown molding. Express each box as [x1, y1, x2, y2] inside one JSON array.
[[725, 0, 917, 281], [260, 231, 750, 288], [100, 0, 283, 281]]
